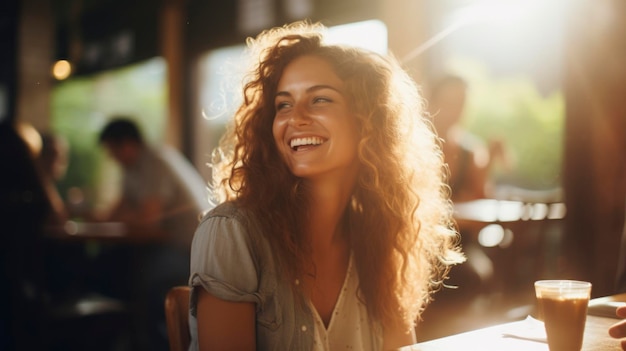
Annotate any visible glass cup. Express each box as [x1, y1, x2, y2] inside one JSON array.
[[534, 280, 592, 351]]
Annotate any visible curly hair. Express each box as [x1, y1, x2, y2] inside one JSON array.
[[209, 21, 464, 331]]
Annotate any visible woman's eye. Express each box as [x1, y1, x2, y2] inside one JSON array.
[[313, 96, 331, 104], [275, 101, 291, 110]]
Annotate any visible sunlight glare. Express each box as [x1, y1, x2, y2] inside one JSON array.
[[449, 0, 543, 26]]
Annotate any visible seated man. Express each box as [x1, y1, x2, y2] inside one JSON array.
[[427, 74, 508, 202], [95, 117, 210, 350], [97, 117, 209, 247]]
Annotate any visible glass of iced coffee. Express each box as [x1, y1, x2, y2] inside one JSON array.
[[534, 280, 592, 351]]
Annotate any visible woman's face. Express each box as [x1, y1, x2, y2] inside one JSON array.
[[272, 55, 360, 181]]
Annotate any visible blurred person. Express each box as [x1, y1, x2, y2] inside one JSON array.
[[97, 117, 209, 246], [36, 132, 70, 224], [96, 117, 210, 351], [39, 132, 69, 181], [188, 21, 464, 350], [35, 131, 79, 295], [427, 74, 507, 203], [0, 120, 52, 350], [13, 124, 71, 225], [35, 131, 104, 300]]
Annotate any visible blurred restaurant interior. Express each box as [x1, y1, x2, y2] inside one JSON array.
[[2, 0, 626, 349]]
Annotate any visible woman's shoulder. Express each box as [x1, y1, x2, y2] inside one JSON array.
[[196, 200, 265, 247], [190, 201, 276, 288], [201, 201, 253, 224]]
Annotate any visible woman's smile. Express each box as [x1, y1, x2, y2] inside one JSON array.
[[289, 136, 327, 151]]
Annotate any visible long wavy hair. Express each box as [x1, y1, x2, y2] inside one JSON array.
[[210, 21, 464, 331]]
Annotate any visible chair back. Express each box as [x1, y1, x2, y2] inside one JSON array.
[[165, 286, 191, 351]]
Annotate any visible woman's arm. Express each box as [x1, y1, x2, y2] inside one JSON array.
[[196, 288, 256, 351]]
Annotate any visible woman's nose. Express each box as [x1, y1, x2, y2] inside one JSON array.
[[288, 103, 312, 126]]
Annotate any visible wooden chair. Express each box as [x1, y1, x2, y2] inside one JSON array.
[[165, 286, 191, 351]]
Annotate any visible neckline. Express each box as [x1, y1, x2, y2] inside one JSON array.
[[308, 252, 354, 332]]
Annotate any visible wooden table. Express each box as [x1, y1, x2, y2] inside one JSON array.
[[404, 315, 618, 351], [451, 199, 568, 293], [400, 294, 626, 351]]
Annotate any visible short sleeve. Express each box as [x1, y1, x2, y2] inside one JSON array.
[[188, 213, 262, 316]]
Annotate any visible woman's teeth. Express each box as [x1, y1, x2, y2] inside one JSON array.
[[290, 137, 325, 150]]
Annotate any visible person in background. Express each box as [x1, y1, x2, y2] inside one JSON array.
[[36, 132, 70, 224], [188, 21, 464, 350], [97, 117, 210, 351], [35, 131, 89, 297], [427, 74, 507, 203], [0, 120, 52, 350], [97, 117, 209, 246]]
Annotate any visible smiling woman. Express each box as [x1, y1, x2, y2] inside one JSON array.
[[188, 20, 465, 351]]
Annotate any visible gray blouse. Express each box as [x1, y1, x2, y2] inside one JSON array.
[[188, 202, 316, 350]]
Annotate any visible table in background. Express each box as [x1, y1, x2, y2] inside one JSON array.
[[453, 199, 567, 293], [44, 220, 188, 350]]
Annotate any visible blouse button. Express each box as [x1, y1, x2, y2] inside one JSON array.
[[295, 279, 300, 285], [301, 325, 307, 332]]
